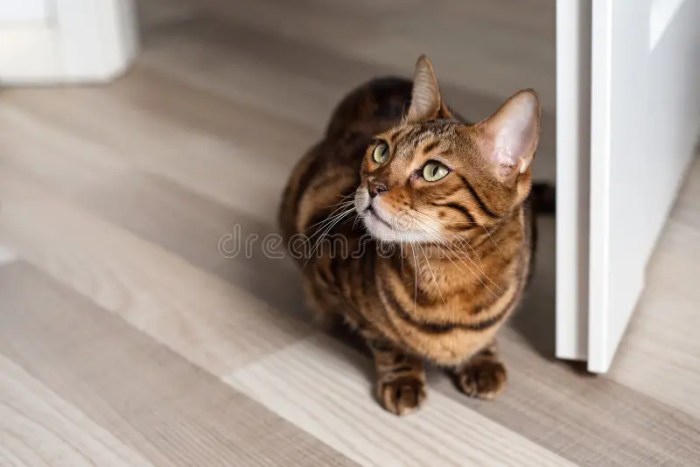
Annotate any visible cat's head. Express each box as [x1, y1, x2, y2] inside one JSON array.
[[354, 55, 540, 243]]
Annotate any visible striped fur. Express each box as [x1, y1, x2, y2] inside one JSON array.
[[279, 56, 542, 415]]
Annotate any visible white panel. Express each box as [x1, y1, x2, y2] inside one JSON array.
[[0, 0, 50, 23], [589, 0, 699, 373], [555, 0, 591, 361], [646, 0, 700, 253], [589, 0, 651, 373], [649, 0, 685, 50]]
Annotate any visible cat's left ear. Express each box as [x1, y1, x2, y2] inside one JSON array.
[[406, 55, 443, 122], [475, 89, 541, 181]]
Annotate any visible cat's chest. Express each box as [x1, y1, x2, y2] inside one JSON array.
[[371, 270, 522, 366]]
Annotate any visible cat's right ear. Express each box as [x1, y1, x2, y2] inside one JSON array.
[[473, 89, 541, 182], [406, 55, 442, 122]]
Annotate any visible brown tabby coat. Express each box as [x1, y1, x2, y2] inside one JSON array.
[[279, 56, 541, 415]]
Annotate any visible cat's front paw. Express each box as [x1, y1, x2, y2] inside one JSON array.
[[454, 359, 507, 400], [377, 375, 427, 416]]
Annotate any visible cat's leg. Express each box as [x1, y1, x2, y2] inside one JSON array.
[[366, 337, 426, 416], [450, 340, 507, 400]]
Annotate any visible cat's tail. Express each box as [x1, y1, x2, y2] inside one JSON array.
[[532, 182, 555, 215]]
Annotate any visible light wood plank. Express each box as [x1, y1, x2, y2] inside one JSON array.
[[434, 326, 700, 466], [227, 334, 573, 467], [0, 170, 310, 376], [0, 355, 152, 467], [0, 85, 307, 223], [135, 6, 557, 181], [0, 261, 356, 467], [180, 0, 556, 111], [78, 169, 304, 314], [0, 102, 305, 315]]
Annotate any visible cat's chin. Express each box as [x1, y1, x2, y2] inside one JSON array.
[[355, 190, 442, 243], [361, 210, 435, 244]]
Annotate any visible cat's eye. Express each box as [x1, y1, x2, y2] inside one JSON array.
[[422, 161, 450, 181], [372, 142, 390, 164]]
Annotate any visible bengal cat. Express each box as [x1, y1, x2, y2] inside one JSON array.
[[279, 56, 543, 416]]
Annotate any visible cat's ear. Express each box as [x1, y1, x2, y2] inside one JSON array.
[[406, 55, 442, 122], [475, 89, 540, 180]]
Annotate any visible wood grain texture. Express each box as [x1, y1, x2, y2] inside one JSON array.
[[228, 334, 573, 467], [0, 262, 356, 467], [0, 170, 310, 376], [185, 0, 556, 112], [0, 0, 698, 464], [435, 326, 700, 466], [0, 355, 152, 467]]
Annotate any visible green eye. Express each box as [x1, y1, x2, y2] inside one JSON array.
[[422, 161, 449, 181], [372, 142, 389, 164]]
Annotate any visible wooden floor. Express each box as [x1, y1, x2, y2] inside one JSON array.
[[1, 0, 699, 465]]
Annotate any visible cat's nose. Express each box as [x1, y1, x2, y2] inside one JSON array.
[[368, 179, 388, 198]]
